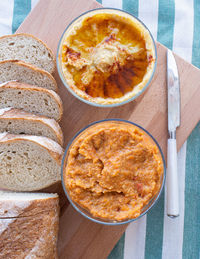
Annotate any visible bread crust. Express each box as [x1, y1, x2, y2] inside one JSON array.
[[0, 33, 56, 74], [0, 194, 59, 258], [0, 107, 63, 145], [0, 60, 58, 91], [0, 81, 63, 121], [0, 193, 59, 218]]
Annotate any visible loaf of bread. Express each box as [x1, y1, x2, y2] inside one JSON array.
[[0, 191, 59, 259], [0, 60, 57, 91], [0, 132, 63, 191], [0, 81, 63, 121], [0, 33, 55, 74], [0, 108, 63, 145]]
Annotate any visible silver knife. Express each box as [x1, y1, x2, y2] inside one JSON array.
[[167, 49, 180, 218]]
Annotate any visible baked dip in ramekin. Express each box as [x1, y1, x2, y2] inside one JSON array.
[[57, 8, 157, 107]]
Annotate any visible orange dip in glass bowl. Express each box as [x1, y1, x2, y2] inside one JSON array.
[[61, 120, 165, 224]]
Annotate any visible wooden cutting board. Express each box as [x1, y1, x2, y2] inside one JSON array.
[[17, 0, 200, 258]]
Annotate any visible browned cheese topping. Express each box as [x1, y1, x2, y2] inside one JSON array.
[[61, 13, 154, 101]]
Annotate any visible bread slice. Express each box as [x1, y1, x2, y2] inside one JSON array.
[[0, 60, 57, 91], [0, 191, 59, 259], [0, 108, 63, 145], [0, 33, 55, 74], [0, 81, 63, 121], [0, 132, 64, 191]]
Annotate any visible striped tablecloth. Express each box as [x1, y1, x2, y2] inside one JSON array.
[[0, 1, 199, 258]]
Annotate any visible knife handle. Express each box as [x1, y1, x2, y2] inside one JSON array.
[[167, 138, 179, 218]]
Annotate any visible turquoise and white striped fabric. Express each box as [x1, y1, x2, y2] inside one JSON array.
[[0, 0, 199, 258]]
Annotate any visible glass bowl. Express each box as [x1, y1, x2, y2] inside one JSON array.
[[57, 8, 157, 108], [61, 119, 166, 225]]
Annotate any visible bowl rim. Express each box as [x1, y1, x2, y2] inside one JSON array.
[[61, 119, 166, 225], [56, 7, 157, 108]]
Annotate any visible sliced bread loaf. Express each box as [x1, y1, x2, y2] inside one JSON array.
[[0, 132, 64, 191], [0, 60, 57, 91], [0, 191, 59, 259], [0, 81, 63, 121], [0, 33, 55, 74], [0, 108, 63, 145]]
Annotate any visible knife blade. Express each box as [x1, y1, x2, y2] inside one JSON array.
[[166, 49, 180, 218], [167, 49, 180, 132]]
